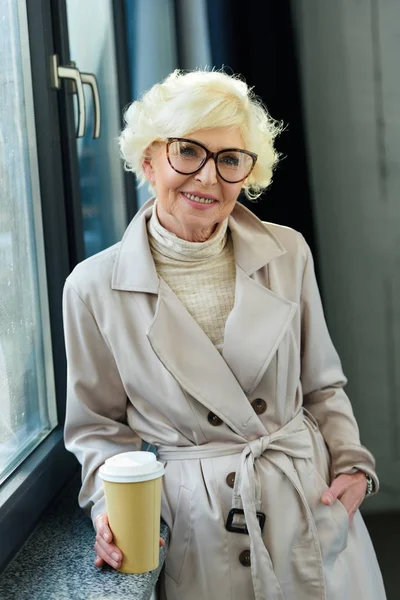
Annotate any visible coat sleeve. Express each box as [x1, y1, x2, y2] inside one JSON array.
[[63, 279, 141, 524], [299, 237, 379, 492]]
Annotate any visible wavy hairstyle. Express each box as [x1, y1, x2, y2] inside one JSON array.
[[119, 69, 284, 200]]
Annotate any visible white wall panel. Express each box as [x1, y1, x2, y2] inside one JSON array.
[[292, 0, 400, 512]]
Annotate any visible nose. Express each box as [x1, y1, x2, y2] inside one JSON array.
[[194, 157, 218, 186]]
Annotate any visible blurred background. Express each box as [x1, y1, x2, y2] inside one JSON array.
[[0, 0, 398, 597]]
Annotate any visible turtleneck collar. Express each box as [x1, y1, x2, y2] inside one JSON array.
[[147, 200, 229, 262]]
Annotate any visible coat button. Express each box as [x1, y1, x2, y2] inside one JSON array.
[[226, 472, 236, 488], [208, 411, 223, 426], [239, 549, 251, 567], [251, 398, 267, 415]]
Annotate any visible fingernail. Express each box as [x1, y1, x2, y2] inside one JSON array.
[[112, 552, 119, 561], [103, 533, 110, 542]]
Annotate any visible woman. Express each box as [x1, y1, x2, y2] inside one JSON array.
[[63, 70, 386, 600]]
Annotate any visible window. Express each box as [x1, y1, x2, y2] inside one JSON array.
[[66, 0, 128, 257], [0, 0, 134, 571], [0, 0, 57, 485]]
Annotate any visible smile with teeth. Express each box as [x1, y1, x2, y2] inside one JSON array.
[[182, 192, 215, 204]]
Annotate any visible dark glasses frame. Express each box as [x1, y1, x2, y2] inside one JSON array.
[[166, 137, 258, 183]]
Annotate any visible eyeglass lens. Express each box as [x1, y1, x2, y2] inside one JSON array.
[[168, 140, 254, 182]]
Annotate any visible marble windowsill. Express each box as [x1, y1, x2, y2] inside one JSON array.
[[0, 475, 169, 600]]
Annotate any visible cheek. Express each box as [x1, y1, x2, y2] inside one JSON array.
[[159, 169, 188, 192], [153, 165, 181, 192], [155, 171, 189, 211], [224, 184, 242, 205]]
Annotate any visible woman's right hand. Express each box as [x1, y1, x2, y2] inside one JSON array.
[[94, 513, 165, 569]]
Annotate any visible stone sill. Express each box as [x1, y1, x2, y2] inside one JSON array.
[[0, 475, 169, 600]]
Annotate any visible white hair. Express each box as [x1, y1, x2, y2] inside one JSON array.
[[119, 69, 284, 200]]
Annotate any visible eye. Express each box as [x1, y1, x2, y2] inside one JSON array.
[[179, 143, 200, 158], [219, 154, 240, 168]]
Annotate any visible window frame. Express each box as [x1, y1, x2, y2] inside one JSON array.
[[113, 0, 138, 222], [0, 0, 81, 571]]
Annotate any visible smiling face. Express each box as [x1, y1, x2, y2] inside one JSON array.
[[142, 127, 246, 242]]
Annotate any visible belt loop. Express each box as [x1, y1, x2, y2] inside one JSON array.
[[302, 407, 319, 431]]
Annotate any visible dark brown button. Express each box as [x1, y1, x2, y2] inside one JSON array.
[[239, 549, 251, 567], [226, 472, 236, 488], [251, 398, 267, 415], [208, 411, 223, 426]]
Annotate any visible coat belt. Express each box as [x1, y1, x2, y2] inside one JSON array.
[[158, 410, 327, 600]]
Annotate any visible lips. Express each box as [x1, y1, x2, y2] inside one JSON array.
[[181, 191, 218, 203]]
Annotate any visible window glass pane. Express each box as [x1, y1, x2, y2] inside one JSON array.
[[66, 0, 128, 257], [0, 0, 57, 484], [125, 0, 179, 208]]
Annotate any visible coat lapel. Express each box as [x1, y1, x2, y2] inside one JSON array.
[[221, 205, 298, 395], [222, 265, 298, 395], [112, 198, 297, 437], [147, 279, 265, 439]]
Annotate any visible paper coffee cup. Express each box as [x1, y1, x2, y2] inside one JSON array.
[[99, 451, 165, 574]]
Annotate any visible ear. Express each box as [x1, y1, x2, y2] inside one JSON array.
[[142, 156, 156, 183]]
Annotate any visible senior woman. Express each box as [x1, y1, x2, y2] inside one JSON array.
[[63, 70, 386, 600]]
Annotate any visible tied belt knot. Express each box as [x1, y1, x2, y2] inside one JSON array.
[[247, 435, 269, 459], [158, 410, 326, 600]]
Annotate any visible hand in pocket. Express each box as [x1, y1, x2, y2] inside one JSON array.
[[321, 472, 368, 524]]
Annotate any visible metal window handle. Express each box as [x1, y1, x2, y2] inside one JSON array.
[[50, 55, 86, 138], [80, 72, 101, 139]]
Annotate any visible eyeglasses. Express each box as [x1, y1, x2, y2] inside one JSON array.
[[166, 137, 258, 183]]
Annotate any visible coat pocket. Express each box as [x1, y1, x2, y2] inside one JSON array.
[[165, 486, 192, 584], [312, 468, 349, 557]]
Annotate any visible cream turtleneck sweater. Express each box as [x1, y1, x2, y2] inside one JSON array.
[[147, 202, 236, 352]]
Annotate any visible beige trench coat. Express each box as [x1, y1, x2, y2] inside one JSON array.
[[64, 198, 386, 600]]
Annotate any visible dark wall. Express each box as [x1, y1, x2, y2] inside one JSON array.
[[205, 0, 317, 257]]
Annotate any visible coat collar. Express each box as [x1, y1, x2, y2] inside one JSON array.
[[111, 197, 286, 292]]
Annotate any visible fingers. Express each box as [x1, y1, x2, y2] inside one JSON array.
[[95, 513, 113, 543], [321, 472, 368, 524], [94, 534, 123, 569], [338, 484, 365, 522], [93, 514, 165, 569], [94, 513, 122, 569], [94, 537, 164, 568], [321, 474, 349, 506], [94, 555, 104, 568]]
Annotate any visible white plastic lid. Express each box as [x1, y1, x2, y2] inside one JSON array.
[[99, 451, 165, 483]]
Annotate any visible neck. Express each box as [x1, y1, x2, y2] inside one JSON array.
[[156, 205, 218, 242]]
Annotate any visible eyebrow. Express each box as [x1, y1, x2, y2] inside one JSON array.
[[185, 137, 244, 152]]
